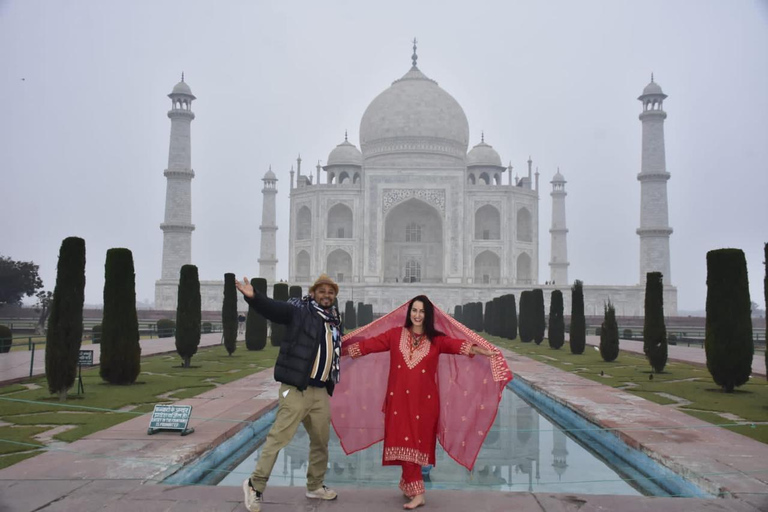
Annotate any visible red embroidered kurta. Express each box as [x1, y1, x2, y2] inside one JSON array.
[[346, 327, 472, 466]]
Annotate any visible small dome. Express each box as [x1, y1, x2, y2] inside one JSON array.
[[552, 169, 565, 183], [641, 80, 664, 96], [170, 80, 195, 97], [263, 169, 277, 180], [466, 140, 502, 168], [327, 139, 362, 167]]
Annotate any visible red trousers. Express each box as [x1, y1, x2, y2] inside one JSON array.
[[399, 462, 425, 497]]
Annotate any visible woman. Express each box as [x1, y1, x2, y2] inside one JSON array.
[[333, 296, 510, 509]]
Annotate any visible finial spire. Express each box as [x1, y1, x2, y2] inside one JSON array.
[[412, 38, 418, 68], [481, 131, 485, 143], [651, 72, 654, 82], [344, 130, 348, 142], [181, 71, 185, 82], [269, 164, 272, 171]]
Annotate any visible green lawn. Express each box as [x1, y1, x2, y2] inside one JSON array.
[[0, 343, 279, 470], [488, 334, 768, 444], [2, 334, 766, 473]]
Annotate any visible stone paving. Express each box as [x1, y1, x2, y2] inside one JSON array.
[[1, 339, 767, 511]]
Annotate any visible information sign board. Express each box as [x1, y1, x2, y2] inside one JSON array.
[[147, 404, 194, 436]]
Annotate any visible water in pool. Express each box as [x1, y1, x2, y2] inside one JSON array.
[[218, 388, 641, 495]]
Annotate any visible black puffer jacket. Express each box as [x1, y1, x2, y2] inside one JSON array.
[[244, 291, 339, 396]]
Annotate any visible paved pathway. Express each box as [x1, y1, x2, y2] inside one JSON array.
[[1, 340, 767, 511], [584, 335, 767, 377]]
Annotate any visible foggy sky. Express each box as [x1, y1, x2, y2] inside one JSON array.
[[1, 0, 767, 312]]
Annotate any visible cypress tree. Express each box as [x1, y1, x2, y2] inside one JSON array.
[[483, 301, 493, 334], [643, 272, 668, 373], [271, 283, 289, 346], [45, 237, 86, 401], [454, 304, 463, 324], [289, 285, 302, 300], [505, 294, 518, 340], [363, 304, 373, 327], [473, 302, 483, 332], [492, 296, 503, 336], [357, 302, 365, 327], [345, 300, 357, 330], [222, 273, 238, 355], [705, 249, 754, 392], [246, 278, 268, 351], [548, 290, 565, 350], [764, 243, 767, 380], [532, 288, 545, 345], [100, 248, 140, 384], [519, 291, 533, 343], [600, 301, 620, 362], [570, 280, 586, 354], [175, 264, 201, 368]]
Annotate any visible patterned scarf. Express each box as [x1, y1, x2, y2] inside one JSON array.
[[289, 295, 342, 383]]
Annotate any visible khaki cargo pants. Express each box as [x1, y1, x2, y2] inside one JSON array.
[[250, 383, 330, 492]]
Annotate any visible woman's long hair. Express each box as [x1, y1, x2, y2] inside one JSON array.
[[404, 295, 445, 340]]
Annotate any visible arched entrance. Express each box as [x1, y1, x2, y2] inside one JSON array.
[[383, 198, 443, 283]]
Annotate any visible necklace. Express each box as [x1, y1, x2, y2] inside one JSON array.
[[409, 330, 426, 350]]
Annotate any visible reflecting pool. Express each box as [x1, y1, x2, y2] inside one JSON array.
[[217, 388, 642, 495]]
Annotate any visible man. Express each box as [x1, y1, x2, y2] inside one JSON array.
[[235, 274, 342, 512]]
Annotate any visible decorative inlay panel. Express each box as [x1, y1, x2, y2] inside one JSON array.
[[382, 189, 445, 216]]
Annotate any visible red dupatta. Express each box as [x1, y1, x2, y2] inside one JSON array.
[[330, 300, 512, 471]]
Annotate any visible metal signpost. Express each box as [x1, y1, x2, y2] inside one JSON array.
[[77, 350, 94, 395]]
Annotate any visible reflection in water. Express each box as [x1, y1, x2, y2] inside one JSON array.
[[219, 389, 640, 496]]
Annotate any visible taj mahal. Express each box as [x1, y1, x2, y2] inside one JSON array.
[[154, 44, 677, 317]]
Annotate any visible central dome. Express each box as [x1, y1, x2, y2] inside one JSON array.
[[359, 66, 469, 164]]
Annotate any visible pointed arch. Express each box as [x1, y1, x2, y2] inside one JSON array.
[[517, 252, 532, 284], [296, 250, 310, 281], [383, 198, 443, 283], [297, 206, 312, 240], [327, 203, 353, 238], [517, 207, 532, 242], [475, 204, 500, 240], [475, 250, 500, 284], [327, 249, 352, 283]]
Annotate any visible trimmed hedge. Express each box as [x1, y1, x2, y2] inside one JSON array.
[[222, 273, 238, 355], [45, 236, 86, 399], [271, 283, 289, 346], [91, 324, 102, 344], [599, 302, 620, 362], [705, 249, 753, 392], [548, 290, 565, 349], [0, 325, 11, 353], [643, 272, 668, 373], [569, 280, 586, 354], [157, 319, 175, 338], [245, 278, 268, 351], [175, 264, 201, 368], [100, 248, 140, 385]]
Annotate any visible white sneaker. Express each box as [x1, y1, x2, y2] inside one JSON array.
[[306, 485, 337, 500], [242, 479, 263, 512]]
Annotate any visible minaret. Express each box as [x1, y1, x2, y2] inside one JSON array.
[[551, 427, 569, 481], [160, 74, 196, 284], [258, 167, 278, 283], [549, 168, 569, 285], [637, 75, 673, 284]]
